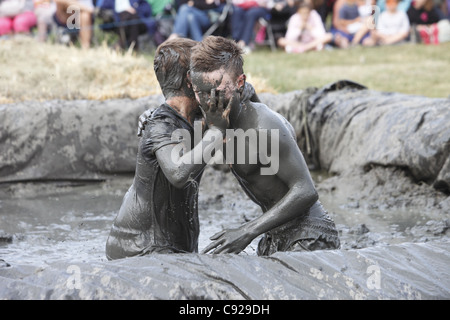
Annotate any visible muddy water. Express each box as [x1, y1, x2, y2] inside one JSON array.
[[0, 167, 448, 268]]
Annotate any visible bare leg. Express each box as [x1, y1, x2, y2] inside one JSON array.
[[352, 24, 369, 45], [333, 32, 349, 49], [79, 10, 92, 49]]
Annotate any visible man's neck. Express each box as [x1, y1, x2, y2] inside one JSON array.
[[166, 96, 198, 123], [228, 99, 247, 129]]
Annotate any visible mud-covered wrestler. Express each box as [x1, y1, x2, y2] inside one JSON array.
[[188, 36, 340, 255]]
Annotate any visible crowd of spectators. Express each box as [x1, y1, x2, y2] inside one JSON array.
[[0, 0, 449, 51]]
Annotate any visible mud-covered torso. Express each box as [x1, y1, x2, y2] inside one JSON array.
[[226, 102, 290, 211]]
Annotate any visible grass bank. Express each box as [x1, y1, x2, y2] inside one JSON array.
[[244, 42, 450, 98], [0, 38, 448, 104]]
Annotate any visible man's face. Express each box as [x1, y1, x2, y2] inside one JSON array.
[[189, 68, 240, 111]]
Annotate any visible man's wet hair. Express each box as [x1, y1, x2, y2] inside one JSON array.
[[154, 38, 197, 98], [190, 36, 244, 78]]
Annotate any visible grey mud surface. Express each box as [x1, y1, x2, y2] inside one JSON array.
[[0, 165, 449, 299], [0, 86, 449, 299]]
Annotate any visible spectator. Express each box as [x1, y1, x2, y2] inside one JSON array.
[[114, 0, 156, 51], [330, 0, 369, 47], [33, 0, 55, 42], [277, 0, 333, 52], [407, 0, 444, 43], [231, 0, 271, 53], [362, 0, 410, 46], [54, 0, 94, 49], [0, 0, 37, 36], [168, 0, 225, 41]]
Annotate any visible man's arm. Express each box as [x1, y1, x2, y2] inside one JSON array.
[[202, 112, 318, 254], [155, 92, 238, 188], [155, 127, 223, 188]]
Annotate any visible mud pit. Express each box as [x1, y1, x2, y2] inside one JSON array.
[[1, 82, 449, 299]]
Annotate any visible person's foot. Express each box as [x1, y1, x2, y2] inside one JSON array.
[[334, 33, 349, 49]]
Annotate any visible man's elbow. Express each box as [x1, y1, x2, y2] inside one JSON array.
[[295, 183, 318, 208], [305, 187, 319, 207], [168, 173, 189, 189]]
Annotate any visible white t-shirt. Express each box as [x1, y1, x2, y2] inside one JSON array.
[[377, 10, 410, 36], [115, 0, 131, 13]]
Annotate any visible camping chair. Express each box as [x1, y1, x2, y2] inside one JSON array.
[[256, 15, 277, 52], [203, 0, 233, 38]]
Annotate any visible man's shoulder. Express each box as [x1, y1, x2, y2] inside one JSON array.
[[249, 102, 292, 132]]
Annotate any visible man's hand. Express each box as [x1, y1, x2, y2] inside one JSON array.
[[137, 108, 154, 137], [200, 89, 239, 135], [201, 226, 255, 254]]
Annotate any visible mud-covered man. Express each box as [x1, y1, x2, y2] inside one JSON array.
[[189, 36, 340, 255]]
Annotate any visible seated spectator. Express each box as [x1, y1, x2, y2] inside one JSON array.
[[114, 0, 156, 51], [168, 0, 225, 42], [277, 0, 332, 52], [407, 0, 445, 43], [33, 0, 56, 42], [362, 0, 410, 46], [0, 0, 37, 36], [330, 0, 369, 47], [231, 0, 271, 53], [54, 0, 94, 49]]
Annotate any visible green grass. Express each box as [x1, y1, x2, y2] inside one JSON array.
[[1, 37, 448, 103], [242, 42, 450, 98]]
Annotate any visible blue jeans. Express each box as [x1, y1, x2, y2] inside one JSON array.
[[231, 5, 270, 45], [173, 4, 224, 41]]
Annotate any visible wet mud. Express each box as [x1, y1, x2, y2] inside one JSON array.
[[0, 83, 449, 299], [0, 164, 448, 264]]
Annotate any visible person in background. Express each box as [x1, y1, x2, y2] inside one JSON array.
[[407, 0, 444, 43], [168, 0, 225, 41], [54, 0, 93, 49], [0, 0, 37, 36], [231, 0, 271, 53], [33, 0, 55, 41], [114, 0, 156, 51], [330, 0, 369, 47], [277, 0, 332, 52], [362, 0, 410, 46]]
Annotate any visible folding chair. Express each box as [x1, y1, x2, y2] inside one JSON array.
[[257, 15, 277, 52], [203, 0, 233, 38]]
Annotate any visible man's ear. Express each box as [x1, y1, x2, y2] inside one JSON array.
[[237, 74, 246, 92]]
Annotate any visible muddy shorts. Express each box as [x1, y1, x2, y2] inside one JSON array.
[[257, 201, 340, 256]]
